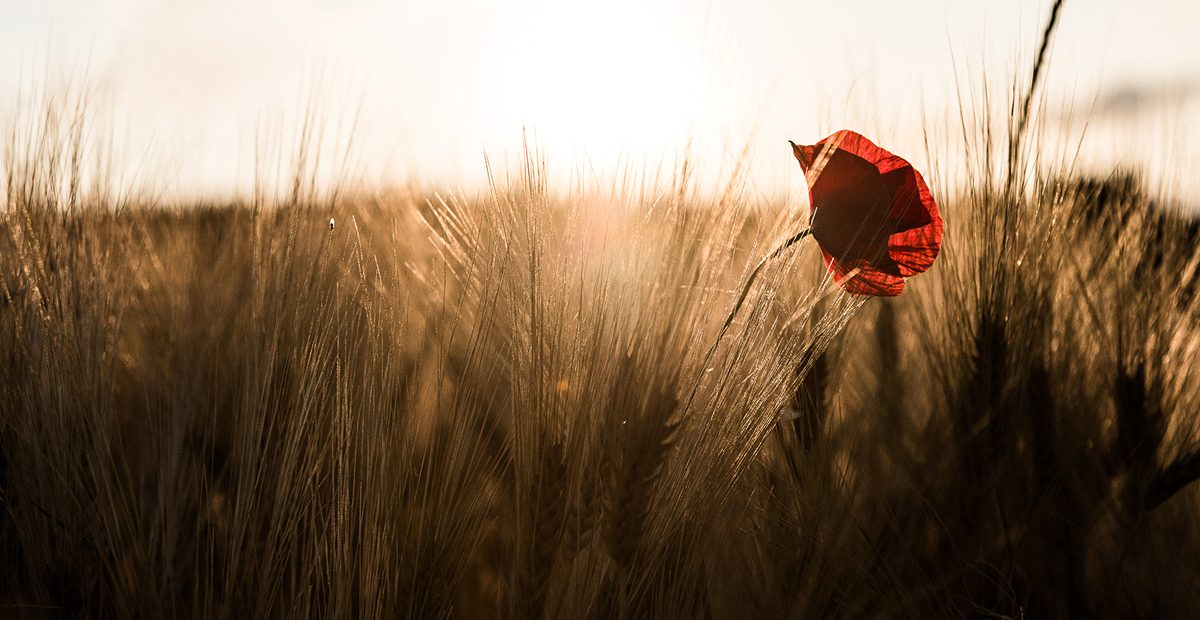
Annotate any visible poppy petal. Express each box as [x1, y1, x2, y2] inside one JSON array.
[[792, 130, 942, 295], [821, 250, 905, 296], [806, 147, 895, 268], [826, 130, 909, 175], [789, 141, 817, 172], [881, 166, 942, 277]]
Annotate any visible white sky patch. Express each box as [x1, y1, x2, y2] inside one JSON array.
[[0, 0, 1198, 202]]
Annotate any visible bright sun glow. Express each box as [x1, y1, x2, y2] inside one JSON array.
[[483, 2, 713, 178]]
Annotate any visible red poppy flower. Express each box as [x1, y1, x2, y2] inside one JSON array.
[[790, 130, 942, 296]]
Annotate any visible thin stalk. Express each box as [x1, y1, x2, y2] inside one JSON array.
[[721, 228, 813, 337], [683, 229, 813, 415]]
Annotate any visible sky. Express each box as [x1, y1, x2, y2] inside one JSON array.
[[1, 0, 1199, 202]]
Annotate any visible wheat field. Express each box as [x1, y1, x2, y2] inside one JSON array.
[[3, 7, 1200, 620]]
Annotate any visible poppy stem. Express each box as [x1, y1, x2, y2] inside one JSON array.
[[680, 227, 813, 422], [720, 228, 812, 335]]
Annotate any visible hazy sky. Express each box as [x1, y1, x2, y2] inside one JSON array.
[[2, 0, 1199, 201]]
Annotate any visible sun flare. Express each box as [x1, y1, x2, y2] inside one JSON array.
[[484, 2, 714, 173]]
